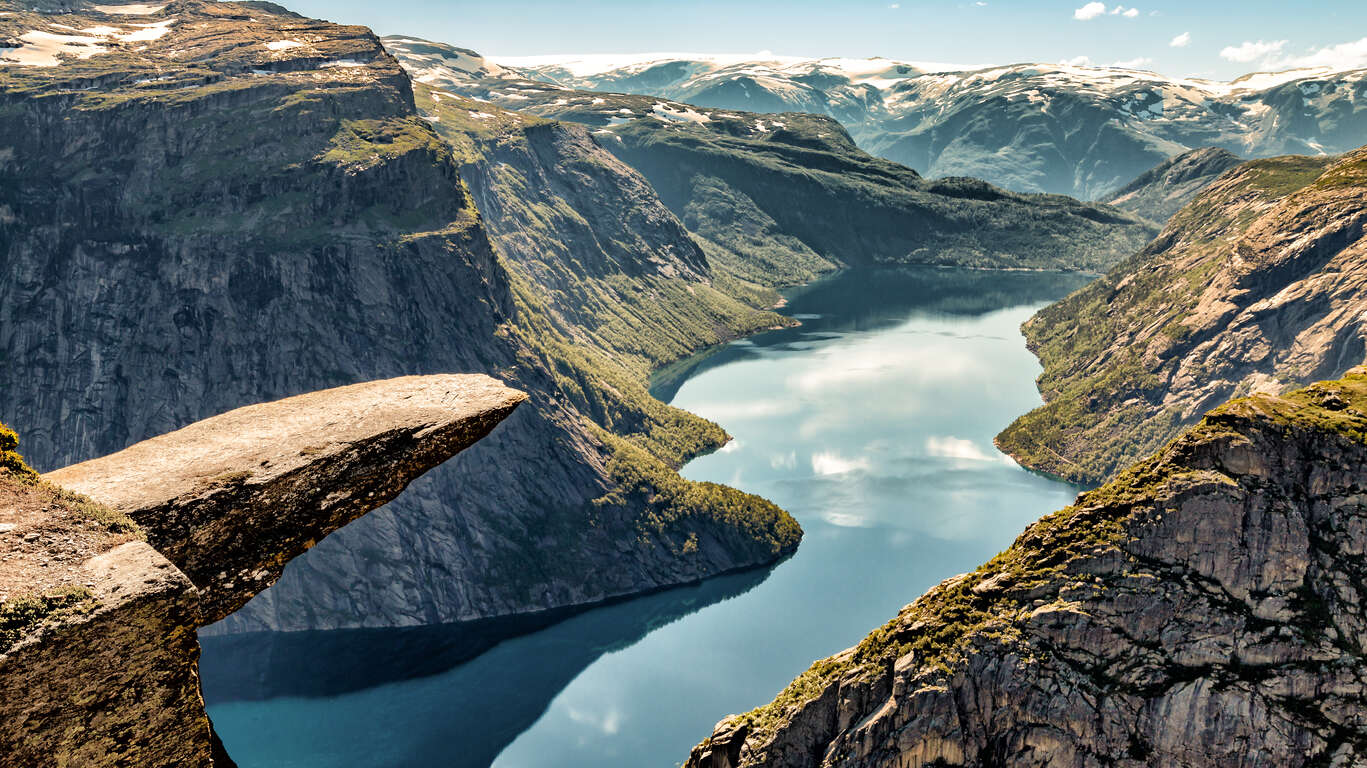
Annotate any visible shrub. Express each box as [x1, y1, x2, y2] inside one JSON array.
[[0, 422, 37, 482]]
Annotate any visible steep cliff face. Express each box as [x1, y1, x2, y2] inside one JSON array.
[[997, 148, 1367, 485], [1106, 147, 1245, 225], [385, 37, 1157, 274], [413, 84, 787, 369], [0, 0, 798, 634], [687, 369, 1367, 768], [1, 375, 521, 768]]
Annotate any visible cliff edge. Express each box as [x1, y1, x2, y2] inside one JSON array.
[[1, 374, 523, 768]]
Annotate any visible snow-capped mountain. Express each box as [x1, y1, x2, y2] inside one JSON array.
[[495, 53, 1367, 199]]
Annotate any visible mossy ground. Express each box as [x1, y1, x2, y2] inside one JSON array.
[[0, 586, 97, 654]]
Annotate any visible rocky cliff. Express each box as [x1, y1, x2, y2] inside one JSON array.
[[997, 148, 1367, 485], [1106, 147, 1244, 225], [0, 0, 798, 634], [385, 37, 1157, 274], [686, 368, 1367, 768], [1, 375, 522, 768]]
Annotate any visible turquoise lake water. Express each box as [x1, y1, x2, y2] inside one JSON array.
[[203, 266, 1091, 768]]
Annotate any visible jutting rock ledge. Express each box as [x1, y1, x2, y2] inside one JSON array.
[[688, 367, 1367, 768], [0, 374, 525, 768]]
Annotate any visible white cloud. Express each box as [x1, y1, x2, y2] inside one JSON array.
[[1076, 4, 1139, 20], [1060, 55, 1093, 67], [810, 451, 871, 476], [1170, 31, 1191, 48], [1074, 2, 1106, 20], [1114, 57, 1153, 69], [888, 2, 899, 7], [924, 436, 1001, 463], [1273, 37, 1367, 71], [1220, 39, 1287, 63]]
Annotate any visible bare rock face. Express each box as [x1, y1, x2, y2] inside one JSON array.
[[47, 374, 525, 623], [1106, 146, 1245, 225], [1, 0, 801, 635], [1, 374, 522, 767], [998, 148, 1367, 485], [688, 368, 1367, 767]]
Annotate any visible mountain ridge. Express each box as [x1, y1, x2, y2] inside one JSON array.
[[384, 36, 1157, 274], [500, 52, 1367, 199], [997, 146, 1367, 485]]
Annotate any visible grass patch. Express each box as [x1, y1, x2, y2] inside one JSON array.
[[0, 586, 98, 654]]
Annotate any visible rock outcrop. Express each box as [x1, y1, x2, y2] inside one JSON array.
[[0, 0, 799, 634], [46, 375, 525, 623], [0, 374, 523, 768], [1106, 147, 1244, 225], [686, 368, 1367, 767], [998, 148, 1367, 485]]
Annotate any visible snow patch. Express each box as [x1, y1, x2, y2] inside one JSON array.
[[652, 102, 710, 123], [1, 30, 108, 67], [265, 40, 304, 51], [92, 3, 165, 14], [117, 19, 174, 42]]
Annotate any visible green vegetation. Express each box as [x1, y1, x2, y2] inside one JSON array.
[[0, 422, 36, 482], [42, 483, 143, 537], [1227, 370, 1367, 443], [0, 586, 98, 654], [319, 118, 452, 172], [595, 430, 800, 554], [1242, 155, 1336, 197], [409, 85, 805, 561], [601, 113, 1156, 273], [996, 151, 1349, 485]]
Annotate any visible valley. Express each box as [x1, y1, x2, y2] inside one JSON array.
[[3, 2, 1367, 767], [200, 266, 1089, 768]]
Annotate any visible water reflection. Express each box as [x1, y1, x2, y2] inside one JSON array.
[[651, 265, 1092, 402], [204, 567, 775, 768], [206, 266, 1092, 768]]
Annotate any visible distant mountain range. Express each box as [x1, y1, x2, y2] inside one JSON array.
[[494, 53, 1367, 200], [384, 37, 1154, 273]]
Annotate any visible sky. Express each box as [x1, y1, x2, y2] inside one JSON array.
[[284, 1, 1367, 80]]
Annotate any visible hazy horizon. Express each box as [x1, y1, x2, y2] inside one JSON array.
[[281, 0, 1367, 81]]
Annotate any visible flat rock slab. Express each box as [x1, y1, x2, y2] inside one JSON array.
[[47, 374, 525, 623]]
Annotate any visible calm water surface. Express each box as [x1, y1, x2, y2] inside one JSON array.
[[203, 267, 1091, 768]]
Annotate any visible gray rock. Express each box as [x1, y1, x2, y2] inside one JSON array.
[[45, 374, 525, 623], [3, 374, 520, 768]]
